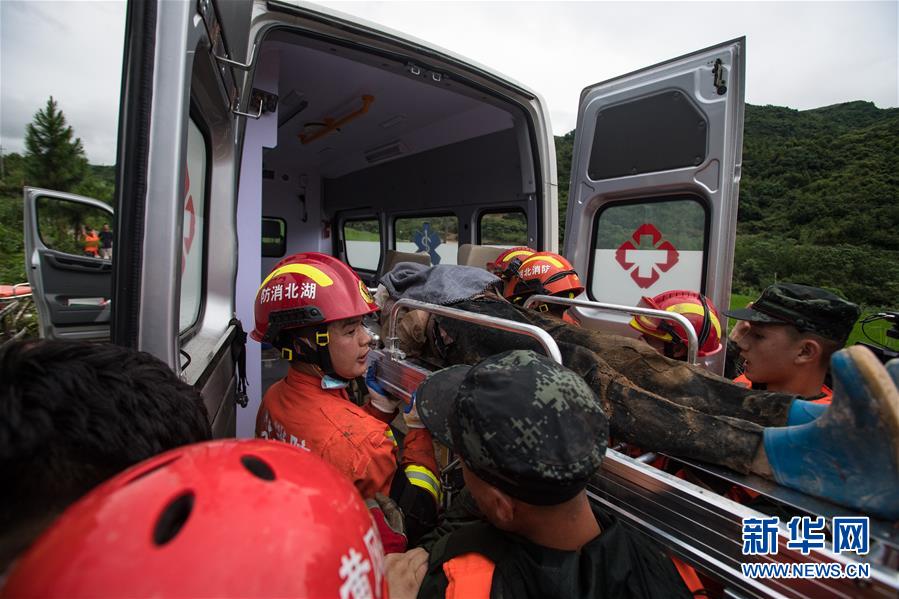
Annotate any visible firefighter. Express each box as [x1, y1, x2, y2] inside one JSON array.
[[629, 290, 724, 360], [726, 283, 861, 407], [252, 252, 440, 542], [502, 251, 585, 322], [485, 246, 534, 280], [411, 350, 691, 598], [1, 440, 403, 598]]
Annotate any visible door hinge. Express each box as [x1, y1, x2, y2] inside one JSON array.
[[712, 59, 727, 96], [232, 88, 279, 120]]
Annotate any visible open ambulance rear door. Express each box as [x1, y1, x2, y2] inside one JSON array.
[[111, 0, 255, 437], [564, 39, 745, 374]]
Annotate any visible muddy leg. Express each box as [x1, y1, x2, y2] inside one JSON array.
[[435, 302, 765, 473], [520, 307, 795, 427]]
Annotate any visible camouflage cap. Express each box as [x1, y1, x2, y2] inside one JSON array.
[[416, 349, 608, 505], [725, 283, 860, 343]]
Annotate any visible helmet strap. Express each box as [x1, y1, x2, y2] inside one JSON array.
[[287, 327, 350, 383]]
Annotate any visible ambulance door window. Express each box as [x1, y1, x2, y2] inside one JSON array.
[[262, 217, 287, 258], [478, 210, 528, 247], [179, 117, 208, 334], [344, 218, 381, 271], [589, 196, 708, 306], [394, 215, 459, 265]]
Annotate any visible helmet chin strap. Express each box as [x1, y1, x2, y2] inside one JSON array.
[[289, 327, 350, 383]]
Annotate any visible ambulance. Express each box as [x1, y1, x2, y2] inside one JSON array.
[[21, 2, 898, 594]]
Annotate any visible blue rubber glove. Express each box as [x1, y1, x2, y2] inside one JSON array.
[[403, 392, 424, 429], [366, 363, 387, 396], [367, 363, 402, 415]]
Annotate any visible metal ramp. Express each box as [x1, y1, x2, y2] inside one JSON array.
[[371, 298, 899, 598]]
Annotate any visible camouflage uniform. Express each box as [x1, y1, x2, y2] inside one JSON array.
[[414, 350, 689, 598]]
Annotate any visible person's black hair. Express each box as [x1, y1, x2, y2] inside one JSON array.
[[0, 340, 211, 566]]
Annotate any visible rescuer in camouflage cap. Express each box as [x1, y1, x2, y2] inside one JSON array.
[[726, 283, 860, 344], [726, 282, 861, 400], [416, 349, 608, 504], [412, 350, 689, 598]]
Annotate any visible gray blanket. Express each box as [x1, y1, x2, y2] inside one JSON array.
[[380, 262, 501, 305]]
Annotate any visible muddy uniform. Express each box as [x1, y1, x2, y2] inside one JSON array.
[[404, 296, 798, 474]]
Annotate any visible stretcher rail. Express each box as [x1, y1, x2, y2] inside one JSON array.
[[385, 298, 563, 364], [523, 294, 701, 364]]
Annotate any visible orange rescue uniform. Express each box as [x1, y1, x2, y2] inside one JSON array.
[[733, 373, 832, 404], [256, 368, 439, 500]]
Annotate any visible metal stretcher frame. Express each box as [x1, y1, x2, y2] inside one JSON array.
[[523, 294, 702, 364], [371, 301, 899, 597]]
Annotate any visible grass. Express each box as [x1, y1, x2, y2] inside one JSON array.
[[727, 293, 896, 349], [344, 228, 380, 242]]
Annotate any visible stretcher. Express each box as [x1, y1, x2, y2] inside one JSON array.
[[370, 298, 899, 598]]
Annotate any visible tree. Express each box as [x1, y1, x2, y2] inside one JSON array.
[[24, 96, 88, 191]]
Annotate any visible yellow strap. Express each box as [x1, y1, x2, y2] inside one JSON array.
[[404, 465, 441, 502], [385, 428, 398, 447]]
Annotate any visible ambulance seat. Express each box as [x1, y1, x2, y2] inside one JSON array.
[[457, 244, 504, 270]]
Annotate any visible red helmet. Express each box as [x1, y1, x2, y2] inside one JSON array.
[[4, 440, 389, 598], [252, 252, 378, 344], [629, 290, 723, 357], [503, 251, 585, 304], [487, 246, 535, 279]]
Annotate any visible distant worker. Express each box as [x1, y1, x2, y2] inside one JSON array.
[[98, 223, 113, 260], [0, 340, 211, 572], [252, 252, 440, 543], [82, 227, 100, 257], [2, 440, 402, 598], [629, 290, 724, 360], [412, 350, 691, 598], [726, 283, 861, 405]]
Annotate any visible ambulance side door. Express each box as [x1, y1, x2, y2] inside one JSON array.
[[112, 0, 253, 437], [564, 38, 745, 374], [22, 188, 114, 341]]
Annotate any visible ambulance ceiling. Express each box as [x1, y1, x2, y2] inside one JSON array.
[[262, 37, 516, 178]]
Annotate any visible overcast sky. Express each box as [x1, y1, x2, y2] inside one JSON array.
[[1, 1, 896, 165]]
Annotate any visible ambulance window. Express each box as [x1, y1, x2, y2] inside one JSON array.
[[179, 118, 207, 333], [478, 211, 528, 246], [262, 217, 286, 258], [588, 197, 707, 307], [344, 219, 381, 271], [394, 215, 459, 265]]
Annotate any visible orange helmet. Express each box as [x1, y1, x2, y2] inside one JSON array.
[[487, 246, 535, 280], [252, 252, 378, 347], [629, 290, 723, 357], [503, 251, 585, 305], [4, 440, 389, 598]]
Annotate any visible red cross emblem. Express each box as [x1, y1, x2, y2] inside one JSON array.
[[614, 223, 679, 289]]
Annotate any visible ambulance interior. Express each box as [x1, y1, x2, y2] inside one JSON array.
[[255, 30, 541, 277], [251, 29, 544, 393]]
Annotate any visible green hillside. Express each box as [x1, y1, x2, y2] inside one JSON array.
[[1, 101, 896, 312], [555, 101, 899, 309]]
